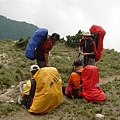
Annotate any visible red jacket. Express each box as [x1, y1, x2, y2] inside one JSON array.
[[39, 37, 54, 54]]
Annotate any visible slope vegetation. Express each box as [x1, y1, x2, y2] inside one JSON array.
[[0, 40, 120, 120]]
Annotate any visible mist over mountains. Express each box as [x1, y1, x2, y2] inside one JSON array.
[[0, 15, 38, 40]]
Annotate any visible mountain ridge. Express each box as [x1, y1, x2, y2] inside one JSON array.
[[0, 15, 38, 40]]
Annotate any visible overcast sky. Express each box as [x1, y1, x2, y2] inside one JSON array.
[[0, 0, 120, 52]]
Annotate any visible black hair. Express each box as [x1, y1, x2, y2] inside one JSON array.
[[74, 58, 83, 66], [31, 69, 39, 75], [52, 33, 60, 41]]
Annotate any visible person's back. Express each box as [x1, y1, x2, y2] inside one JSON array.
[[28, 67, 62, 114], [68, 72, 81, 89], [62, 58, 83, 98]]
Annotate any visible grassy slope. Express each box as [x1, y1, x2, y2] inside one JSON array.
[[0, 40, 120, 120]]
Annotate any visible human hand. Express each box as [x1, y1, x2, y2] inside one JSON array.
[[82, 52, 88, 56], [46, 63, 51, 67], [78, 51, 81, 54], [19, 81, 23, 87]]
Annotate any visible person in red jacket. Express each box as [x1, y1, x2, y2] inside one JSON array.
[[78, 31, 97, 67], [37, 33, 60, 68], [62, 58, 83, 98]]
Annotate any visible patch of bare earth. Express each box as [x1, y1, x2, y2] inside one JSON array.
[[100, 75, 120, 84]]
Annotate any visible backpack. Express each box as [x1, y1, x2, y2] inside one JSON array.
[[78, 65, 106, 102], [29, 67, 62, 114], [24, 28, 48, 60], [89, 25, 106, 62]]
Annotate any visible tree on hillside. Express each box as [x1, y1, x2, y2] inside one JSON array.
[[15, 37, 30, 50], [66, 30, 82, 47]]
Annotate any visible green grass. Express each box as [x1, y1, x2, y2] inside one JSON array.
[[0, 40, 120, 88], [47, 78, 120, 120], [0, 102, 21, 116], [0, 40, 120, 119]]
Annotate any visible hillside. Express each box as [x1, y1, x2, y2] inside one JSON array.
[[0, 39, 119, 88], [0, 40, 120, 120], [0, 15, 38, 40]]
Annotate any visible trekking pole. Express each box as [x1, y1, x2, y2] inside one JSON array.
[[77, 53, 81, 58]]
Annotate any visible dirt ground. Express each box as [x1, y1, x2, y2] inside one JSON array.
[[99, 75, 120, 84], [1, 75, 120, 120]]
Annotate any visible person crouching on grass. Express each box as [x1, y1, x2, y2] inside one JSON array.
[[62, 58, 83, 99]]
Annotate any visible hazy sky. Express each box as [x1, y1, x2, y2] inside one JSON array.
[[0, 0, 120, 52]]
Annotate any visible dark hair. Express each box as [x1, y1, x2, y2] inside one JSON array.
[[73, 58, 83, 66], [31, 69, 39, 75], [52, 33, 60, 41]]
